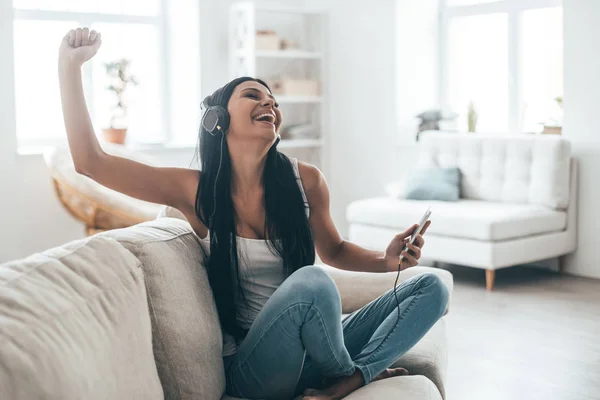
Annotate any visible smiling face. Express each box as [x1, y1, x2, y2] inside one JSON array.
[[226, 80, 282, 143]]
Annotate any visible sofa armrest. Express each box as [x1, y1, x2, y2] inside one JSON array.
[[320, 265, 453, 315], [100, 219, 225, 400]]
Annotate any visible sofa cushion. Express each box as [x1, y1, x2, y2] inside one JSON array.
[[404, 167, 461, 201], [347, 197, 567, 241], [0, 236, 163, 400], [417, 132, 571, 209], [343, 375, 442, 400], [101, 218, 225, 400], [221, 375, 442, 400]]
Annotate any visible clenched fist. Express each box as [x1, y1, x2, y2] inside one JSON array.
[[59, 27, 102, 67]]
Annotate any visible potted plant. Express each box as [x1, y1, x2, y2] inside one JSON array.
[[102, 58, 138, 145], [467, 101, 478, 133], [542, 96, 563, 135]]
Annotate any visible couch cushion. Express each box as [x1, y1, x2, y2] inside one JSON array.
[[221, 375, 442, 400], [417, 132, 571, 209], [101, 218, 225, 400], [343, 375, 442, 400], [347, 197, 567, 241], [0, 236, 163, 400], [405, 167, 461, 202]]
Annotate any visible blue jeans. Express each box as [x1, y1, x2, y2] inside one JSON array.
[[223, 265, 449, 400]]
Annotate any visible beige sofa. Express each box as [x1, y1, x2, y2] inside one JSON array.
[[0, 217, 453, 400]]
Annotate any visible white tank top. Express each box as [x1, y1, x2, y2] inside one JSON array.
[[199, 158, 310, 357]]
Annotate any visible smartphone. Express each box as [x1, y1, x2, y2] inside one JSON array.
[[400, 206, 432, 261], [408, 206, 432, 246]]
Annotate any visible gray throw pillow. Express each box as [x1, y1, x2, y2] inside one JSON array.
[[405, 167, 461, 201]]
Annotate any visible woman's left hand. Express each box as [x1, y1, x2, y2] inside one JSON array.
[[384, 220, 431, 272]]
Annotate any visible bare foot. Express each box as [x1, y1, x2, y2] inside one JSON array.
[[372, 367, 409, 382], [302, 388, 331, 400], [301, 367, 409, 399], [302, 369, 365, 400]]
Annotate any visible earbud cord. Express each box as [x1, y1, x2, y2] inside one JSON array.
[[209, 129, 225, 245], [355, 244, 406, 361]]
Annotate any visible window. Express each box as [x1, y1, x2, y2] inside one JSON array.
[[11, 0, 200, 148], [441, 0, 563, 134], [447, 13, 509, 132], [521, 7, 563, 132]]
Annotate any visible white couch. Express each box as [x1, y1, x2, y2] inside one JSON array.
[[0, 217, 454, 400], [347, 132, 576, 290]]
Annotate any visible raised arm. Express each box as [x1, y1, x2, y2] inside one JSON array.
[[58, 27, 198, 216]]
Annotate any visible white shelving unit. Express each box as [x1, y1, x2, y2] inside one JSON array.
[[255, 50, 323, 59], [277, 95, 323, 104], [229, 1, 327, 173], [278, 138, 323, 149]]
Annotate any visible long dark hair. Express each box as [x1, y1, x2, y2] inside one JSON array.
[[195, 77, 315, 341]]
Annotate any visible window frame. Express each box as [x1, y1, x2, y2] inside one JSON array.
[[439, 0, 563, 134], [10, 2, 173, 149]]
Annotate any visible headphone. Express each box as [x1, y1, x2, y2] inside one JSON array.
[[200, 97, 282, 146], [201, 97, 230, 136]]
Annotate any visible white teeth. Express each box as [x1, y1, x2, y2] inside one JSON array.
[[254, 113, 275, 123]]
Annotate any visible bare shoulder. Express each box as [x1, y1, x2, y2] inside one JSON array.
[[297, 161, 328, 200]]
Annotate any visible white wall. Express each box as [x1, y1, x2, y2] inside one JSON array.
[[394, 0, 440, 145], [324, 0, 399, 233], [0, 0, 399, 262], [561, 0, 600, 278]]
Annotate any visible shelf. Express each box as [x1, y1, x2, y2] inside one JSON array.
[[253, 5, 325, 15], [230, 2, 326, 170], [255, 50, 322, 59], [276, 96, 322, 104], [278, 138, 323, 149]]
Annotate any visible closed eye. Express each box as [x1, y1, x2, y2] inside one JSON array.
[[242, 88, 279, 108]]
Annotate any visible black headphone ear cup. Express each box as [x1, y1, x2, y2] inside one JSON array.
[[219, 107, 230, 133], [201, 105, 230, 136]]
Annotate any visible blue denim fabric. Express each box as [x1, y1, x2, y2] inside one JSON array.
[[223, 265, 449, 400]]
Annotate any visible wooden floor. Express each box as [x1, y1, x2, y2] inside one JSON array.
[[442, 265, 600, 400]]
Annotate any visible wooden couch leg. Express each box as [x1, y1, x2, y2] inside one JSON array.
[[485, 269, 495, 291]]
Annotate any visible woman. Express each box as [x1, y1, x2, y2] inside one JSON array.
[[58, 28, 449, 400]]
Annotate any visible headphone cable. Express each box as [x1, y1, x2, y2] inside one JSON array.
[[209, 130, 225, 245]]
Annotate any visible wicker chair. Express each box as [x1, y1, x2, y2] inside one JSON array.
[[45, 144, 164, 236]]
